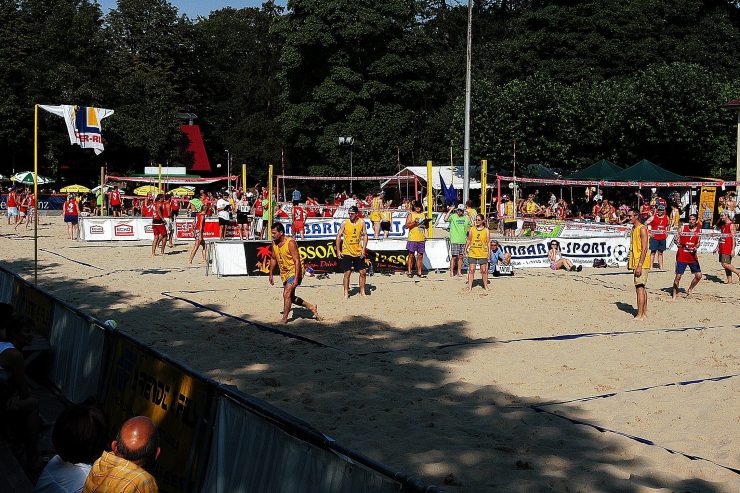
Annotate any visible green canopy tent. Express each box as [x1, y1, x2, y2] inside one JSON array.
[[566, 159, 623, 180], [607, 159, 687, 182]]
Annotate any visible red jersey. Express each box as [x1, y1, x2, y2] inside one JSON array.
[[592, 204, 600, 217], [292, 206, 306, 223], [64, 200, 79, 216], [162, 201, 172, 218], [171, 197, 180, 212], [7, 192, 17, 208], [648, 214, 669, 240], [110, 189, 121, 206], [676, 224, 700, 263], [640, 203, 652, 219], [142, 203, 155, 217], [152, 203, 164, 223], [718, 223, 734, 256]]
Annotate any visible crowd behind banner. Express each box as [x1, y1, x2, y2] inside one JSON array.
[[0, 265, 436, 492]]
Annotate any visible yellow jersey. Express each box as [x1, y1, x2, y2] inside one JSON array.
[[467, 226, 489, 259], [369, 197, 383, 222], [628, 223, 651, 270], [341, 219, 364, 256], [273, 238, 302, 283], [504, 201, 516, 222], [407, 212, 426, 242]]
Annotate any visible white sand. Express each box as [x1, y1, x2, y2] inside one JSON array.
[[2, 219, 739, 492]]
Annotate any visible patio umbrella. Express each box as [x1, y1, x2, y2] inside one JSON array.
[[169, 187, 195, 196], [11, 171, 54, 185], [60, 184, 91, 193], [134, 185, 162, 196]]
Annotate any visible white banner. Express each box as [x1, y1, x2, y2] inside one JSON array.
[[499, 236, 631, 268], [79, 217, 155, 241]]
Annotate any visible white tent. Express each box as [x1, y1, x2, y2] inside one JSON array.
[[381, 166, 483, 190]]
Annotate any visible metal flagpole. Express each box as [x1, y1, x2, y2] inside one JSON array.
[[426, 161, 433, 238], [33, 105, 39, 284], [462, 0, 473, 204], [268, 164, 274, 240]]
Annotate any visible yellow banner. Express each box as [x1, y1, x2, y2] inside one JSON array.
[[698, 186, 717, 224], [100, 334, 213, 492]]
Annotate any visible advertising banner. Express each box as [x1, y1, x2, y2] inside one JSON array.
[[13, 278, 55, 337], [499, 236, 631, 268], [698, 186, 717, 224], [1, 193, 66, 212], [100, 334, 213, 493]]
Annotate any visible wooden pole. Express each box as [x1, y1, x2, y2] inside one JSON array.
[[242, 163, 247, 192]]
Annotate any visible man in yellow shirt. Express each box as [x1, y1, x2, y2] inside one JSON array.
[[336, 205, 369, 298], [405, 200, 428, 278], [627, 208, 650, 321], [269, 223, 320, 323]]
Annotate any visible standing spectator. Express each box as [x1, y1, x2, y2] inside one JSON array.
[[151, 195, 167, 256], [672, 213, 703, 300], [464, 213, 491, 290], [109, 186, 122, 217], [7, 187, 19, 225], [260, 191, 271, 240], [292, 188, 301, 205], [444, 204, 471, 277], [369, 191, 384, 239], [292, 202, 306, 241], [82, 416, 160, 493], [63, 194, 80, 240], [405, 200, 428, 278], [236, 193, 252, 240], [646, 201, 670, 269], [380, 198, 393, 238], [35, 402, 108, 493], [717, 211, 740, 284], [335, 205, 368, 298], [0, 314, 41, 477], [502, 196, 517, 238], [216, 192, 231, 240], [699, 201, 713, 229], [627, 209, 650, 320]]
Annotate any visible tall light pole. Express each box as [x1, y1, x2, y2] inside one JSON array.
[[225, 149, 231, 191], [339, 137, 354, 193], [462, 0, 473, 204], [720, 99, 740, 182]]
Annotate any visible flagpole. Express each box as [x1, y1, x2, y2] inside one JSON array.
[[34, 104, 39, 284]]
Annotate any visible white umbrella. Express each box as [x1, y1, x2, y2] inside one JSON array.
[[91, 185, 113, 193], [11, 171, 54, 185]]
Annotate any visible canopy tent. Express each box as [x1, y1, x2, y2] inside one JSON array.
[[566, 159, 623, 180], [522, 163, 562, 179], [607, 159, 687, 182], [381, 166, 484, 190]]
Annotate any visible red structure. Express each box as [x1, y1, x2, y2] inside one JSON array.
[[180, 124, 211, 173]]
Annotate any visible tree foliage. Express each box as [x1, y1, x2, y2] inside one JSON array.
[[1, 0, 740, 182]]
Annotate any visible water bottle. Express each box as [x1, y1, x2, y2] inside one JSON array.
[[368, 262, 374, 276]]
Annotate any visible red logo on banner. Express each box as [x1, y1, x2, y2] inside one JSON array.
[[114, 224, 134, 236], [144, 225, 153, 234]]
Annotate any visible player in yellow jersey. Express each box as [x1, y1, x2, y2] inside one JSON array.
[[627, 208, 650, 321], [405, 200, 428, 278], [369, 191, 384, 239], [269, 223, 321, 324], [336, 205, 369, 298], [464, 213, 491, 290]]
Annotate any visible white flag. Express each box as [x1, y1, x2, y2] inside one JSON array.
[[40, 104, 114, 155]]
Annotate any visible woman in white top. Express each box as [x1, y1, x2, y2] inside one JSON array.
[[236, 194, 252, 240], [548, 240, 581, 272]]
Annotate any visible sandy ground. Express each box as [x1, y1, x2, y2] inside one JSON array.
[[2, 219, 739, 492]]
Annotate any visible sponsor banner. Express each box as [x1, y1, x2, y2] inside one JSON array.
[[698, 186, 717, 224], [499, 236, 631, 268], [80, 218, 113, 241], [526, 219, 630, 238], [279, 217, 409, 239], [1, 194, 66, 211], [100, 334, 212, 493], [175, 217, 239, 240], [13, 279, 55, 338]]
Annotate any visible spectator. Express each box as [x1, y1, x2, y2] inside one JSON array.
[[216, 192, 231, 240], [444, 204, 471, 277], [464, 213, 491, 290], [35, 402, 108, 493], [488, 239, 512, 276], [405, 200, 428, 278], [82, 416, 160, 493], [548, 240, 581, 272], [0, 314, 41, 476]]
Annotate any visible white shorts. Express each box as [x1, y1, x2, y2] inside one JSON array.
[[7, 207, 18, 217], [256, 218, 265, 232]]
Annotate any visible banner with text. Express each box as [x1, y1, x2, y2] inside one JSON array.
[[499, 236, 631, 268]]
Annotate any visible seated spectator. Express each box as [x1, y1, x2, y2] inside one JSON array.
[[83, 416, 160, 493], [488, 240, 512, 275], [548, 240, 581, 272], [35, 402, 108, 493], [0, 314, 41, 476]]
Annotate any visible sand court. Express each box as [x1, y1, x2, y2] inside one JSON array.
[[1, 220, 739, 491]]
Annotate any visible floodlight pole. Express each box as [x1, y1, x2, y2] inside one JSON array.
[[462, 0, 473, 204]]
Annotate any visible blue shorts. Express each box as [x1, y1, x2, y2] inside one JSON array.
[[64, 215, 78, 224], [675, 261, 701, 275], [649, 238, 666, 252], [284, 276, 302, 286]]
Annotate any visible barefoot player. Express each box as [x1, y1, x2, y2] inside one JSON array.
[[672, 213, 703, 299], [335, 205, 368, 298], [627, 208, 649, 320], [269, 223, 320, 324]]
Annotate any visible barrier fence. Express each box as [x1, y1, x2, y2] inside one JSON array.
[[0, 265, 436, 492]]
